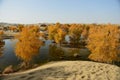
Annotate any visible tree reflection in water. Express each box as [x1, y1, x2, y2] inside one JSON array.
[[49, 44, 64, 60], [0, 39, 5, 57]]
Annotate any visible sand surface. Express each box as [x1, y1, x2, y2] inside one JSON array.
[[1, 61, 120, 80]]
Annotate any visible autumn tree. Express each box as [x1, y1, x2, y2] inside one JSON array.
[[61, 24, 69, 33], [15, 25, 44, 64], [87, 24, 120, 63], [81, 24, 89, 40], [9, 26, 17, 32], [48, 23, 66, 45], [18, 24, 24, 32], [54, 28, 66, 44], [48, 24, 58, 40], [0, 30, 4, 35], [69, 24, 83, 47]]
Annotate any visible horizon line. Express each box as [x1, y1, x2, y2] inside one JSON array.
[[0, 22, 120, 25]]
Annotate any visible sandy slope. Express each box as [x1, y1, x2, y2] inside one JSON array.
[[2, 61, 120, 80]]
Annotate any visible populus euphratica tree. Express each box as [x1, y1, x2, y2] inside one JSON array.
[[54, 28, 66, 44], [48, 23, 66, 45], [15, 25, 43, 63], [69, 24, 83, 47], [87, 24, 120, 63]]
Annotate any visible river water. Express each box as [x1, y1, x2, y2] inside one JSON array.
[[0, 39, 90, 71]]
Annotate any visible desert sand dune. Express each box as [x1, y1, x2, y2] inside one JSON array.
[[2, 61, 120, 80]]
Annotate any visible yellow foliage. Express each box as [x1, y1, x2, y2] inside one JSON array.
[[0, 30, 4, 35], [54, 28, 66, 44], [87, 24, 120, 63], [81, 25, 89, 39], [48, 23, 66, 44], [61, 24, 69, 33], [9, 26, 17, 31], [18, 24, 24, 32], [39, 32, 45, 38], [15, 26, 43, 62], [69, 24, 83, 47], [48, 24, 59, 40]]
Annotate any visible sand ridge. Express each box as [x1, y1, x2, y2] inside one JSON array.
[[2, 61, 120, 80]]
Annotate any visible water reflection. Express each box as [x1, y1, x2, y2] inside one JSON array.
[[0, 40, 5, 57], [0, 39, 91, 71], [15, 39, 44, 63], [49, 44, 64, 60]]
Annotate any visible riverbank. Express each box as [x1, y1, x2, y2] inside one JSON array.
[[1, 61, 120, 80], [0, 31, 18, 39]]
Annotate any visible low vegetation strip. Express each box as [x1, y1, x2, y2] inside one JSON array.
[[2, 61, 120, 80]]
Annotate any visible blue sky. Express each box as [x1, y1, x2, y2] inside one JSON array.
[[0, 0, 120, 24]]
